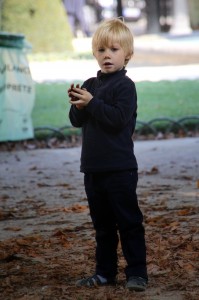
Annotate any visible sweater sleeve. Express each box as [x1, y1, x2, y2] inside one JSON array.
[[69, 105, 88, 128], [85, 79, 137, 130], [68, 78, 95, 128]]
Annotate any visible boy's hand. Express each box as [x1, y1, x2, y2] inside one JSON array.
[[68, 84, 93, 109], [68, 84, 80, 101]]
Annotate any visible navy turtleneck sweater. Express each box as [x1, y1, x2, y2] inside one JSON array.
[[69, 68, 138, 173]]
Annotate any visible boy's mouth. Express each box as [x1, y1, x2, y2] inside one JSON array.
[[104, 62, 113, 66]]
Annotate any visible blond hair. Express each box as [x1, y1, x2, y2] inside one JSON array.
[[92, 18, 134, 66]]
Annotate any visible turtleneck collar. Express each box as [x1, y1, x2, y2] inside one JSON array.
[[97, 68, 127, 81]]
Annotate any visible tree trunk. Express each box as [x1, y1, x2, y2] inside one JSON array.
[[116, 0, 123, 18], [146, 0, 161, 33], [170, 0, 192, 34]]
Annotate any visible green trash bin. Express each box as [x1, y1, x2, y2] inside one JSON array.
[[0, 32, 35, 142]]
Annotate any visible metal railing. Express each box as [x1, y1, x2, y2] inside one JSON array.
[[34, 116, 199, 140]]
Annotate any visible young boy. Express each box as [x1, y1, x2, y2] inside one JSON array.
[[68, 18, 148, 291]]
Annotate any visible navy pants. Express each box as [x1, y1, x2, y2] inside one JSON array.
[[84, 169, 148, 280]]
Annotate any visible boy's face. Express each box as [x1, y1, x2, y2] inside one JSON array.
[[93, 42, 130, 74]]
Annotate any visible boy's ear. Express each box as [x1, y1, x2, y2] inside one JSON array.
[[125, 54, 131, 63], [125, 52, 133, 63], [124, 52, 133, 66], [126, 51, 133, 60]]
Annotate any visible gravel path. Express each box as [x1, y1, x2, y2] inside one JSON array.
[[1, 137, 198, 240]]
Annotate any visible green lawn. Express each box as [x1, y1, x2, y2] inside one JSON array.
[[136, 80, 199, 121], [32, 80, 199, 129]]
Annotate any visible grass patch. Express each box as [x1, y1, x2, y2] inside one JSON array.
[[32, 80, 199, 132], [136, 80, 199, 121], [32, 81, 81, 128]]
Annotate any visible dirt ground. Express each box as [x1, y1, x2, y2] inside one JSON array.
[[0, 137, 199, 300]]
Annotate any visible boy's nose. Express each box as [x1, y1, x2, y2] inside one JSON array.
[[104, 50, 111, 58]]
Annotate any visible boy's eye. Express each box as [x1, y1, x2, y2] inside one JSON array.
[[97, 46, 120, 53]]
